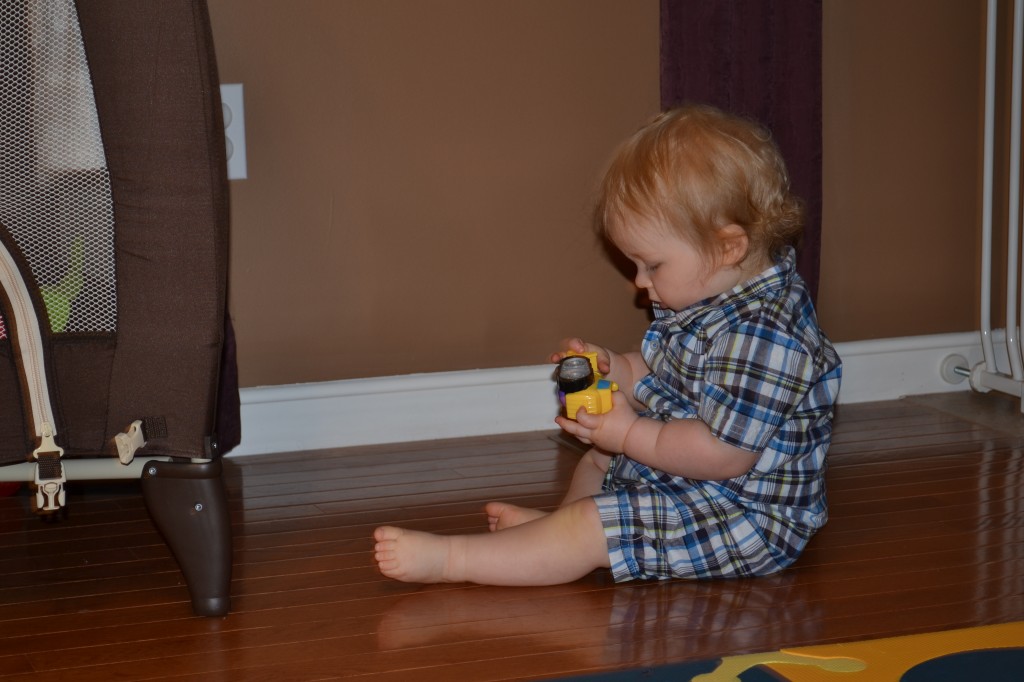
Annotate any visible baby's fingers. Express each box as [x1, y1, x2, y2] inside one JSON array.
[[560, 337, 589, 354], [555, 414, 594, 444], [574, 406, 601, 428], [550, 338, 590, 364]]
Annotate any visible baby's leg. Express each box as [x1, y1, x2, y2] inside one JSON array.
[[483, 446, 610, 532], [485, 447, 612, 532], [486, 501, 548, 531], [561, 447, 613, 506], [374, 497, 610, 586]]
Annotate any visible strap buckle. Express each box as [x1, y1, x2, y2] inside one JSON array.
[[115, 420, 147, 465], [33, 422, 66, 512]]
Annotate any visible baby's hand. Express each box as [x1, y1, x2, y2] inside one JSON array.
[[555, 391, 638, 453], [549, 337, 612, 375]]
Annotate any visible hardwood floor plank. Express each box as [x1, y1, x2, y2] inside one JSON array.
[[1, 393, 1023, 680]]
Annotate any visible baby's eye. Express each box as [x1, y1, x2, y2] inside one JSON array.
[[645, 263, 661, 273]]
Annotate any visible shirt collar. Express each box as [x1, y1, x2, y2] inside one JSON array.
[[652, 246, 797, 323]]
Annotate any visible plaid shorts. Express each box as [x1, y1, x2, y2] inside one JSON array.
[[593, 455, 798, 582]]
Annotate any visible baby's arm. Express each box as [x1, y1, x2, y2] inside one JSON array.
[[559, 400, 758, 480], [622, 416, 758, 480]]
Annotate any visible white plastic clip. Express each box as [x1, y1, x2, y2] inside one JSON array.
[[33, 421, 66, 512], [34, 460, 65, 511], [115, 420, 147, 465]]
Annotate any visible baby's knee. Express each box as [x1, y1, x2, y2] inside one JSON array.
[[582, 447, 613, 473], [558, 497, 610, 567], [561, 496, 602, 530]]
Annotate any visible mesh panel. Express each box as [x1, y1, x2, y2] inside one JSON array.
[[0, 0, 116, 334]]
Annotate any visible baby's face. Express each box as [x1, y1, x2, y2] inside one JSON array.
[[612, 220, 744, 312]]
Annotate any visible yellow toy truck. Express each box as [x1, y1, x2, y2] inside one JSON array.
[[556, 352, 618, 420]]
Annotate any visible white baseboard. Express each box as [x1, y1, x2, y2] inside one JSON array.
[[231, 330, 1002, 456]]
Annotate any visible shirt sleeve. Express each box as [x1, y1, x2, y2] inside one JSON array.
[[698, 323, 814, 453]]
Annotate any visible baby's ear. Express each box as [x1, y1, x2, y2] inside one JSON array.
[[717, 224, 749, 266]]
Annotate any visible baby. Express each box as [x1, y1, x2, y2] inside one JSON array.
[[374, 104, 841, 585]]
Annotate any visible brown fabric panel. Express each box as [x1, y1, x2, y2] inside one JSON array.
[[75, 1, 230, 459], [215, 314, 240, 454], [0, 340, 30, 464], [50, 337, 115, 455]]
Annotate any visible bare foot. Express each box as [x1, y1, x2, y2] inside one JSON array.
[[373, 526, 460, 583], [485, 502, 548, 532]]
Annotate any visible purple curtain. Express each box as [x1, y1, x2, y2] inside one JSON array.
[[660, 0, 822, 299]]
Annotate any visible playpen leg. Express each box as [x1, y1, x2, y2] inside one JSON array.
[[141, 458, 232, 617]]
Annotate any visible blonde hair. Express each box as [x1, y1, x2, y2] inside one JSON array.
[[595, 104, 804, 267]]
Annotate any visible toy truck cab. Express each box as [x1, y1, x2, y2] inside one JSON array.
[[556, 352, 618, 419]]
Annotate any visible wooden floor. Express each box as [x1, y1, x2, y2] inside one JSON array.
[[1, 391, 1024, 680]]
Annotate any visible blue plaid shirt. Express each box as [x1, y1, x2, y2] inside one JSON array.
[[604, 247, 841, 578]]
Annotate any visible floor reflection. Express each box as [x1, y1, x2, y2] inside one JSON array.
[[375, 570, 826, 669]]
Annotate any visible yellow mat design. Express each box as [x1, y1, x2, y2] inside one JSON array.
[[694, 621, 1024, 681]]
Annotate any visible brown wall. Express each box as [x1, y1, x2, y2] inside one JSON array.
[[207, 0, 988, 388], [818, 0, 984, 341]]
